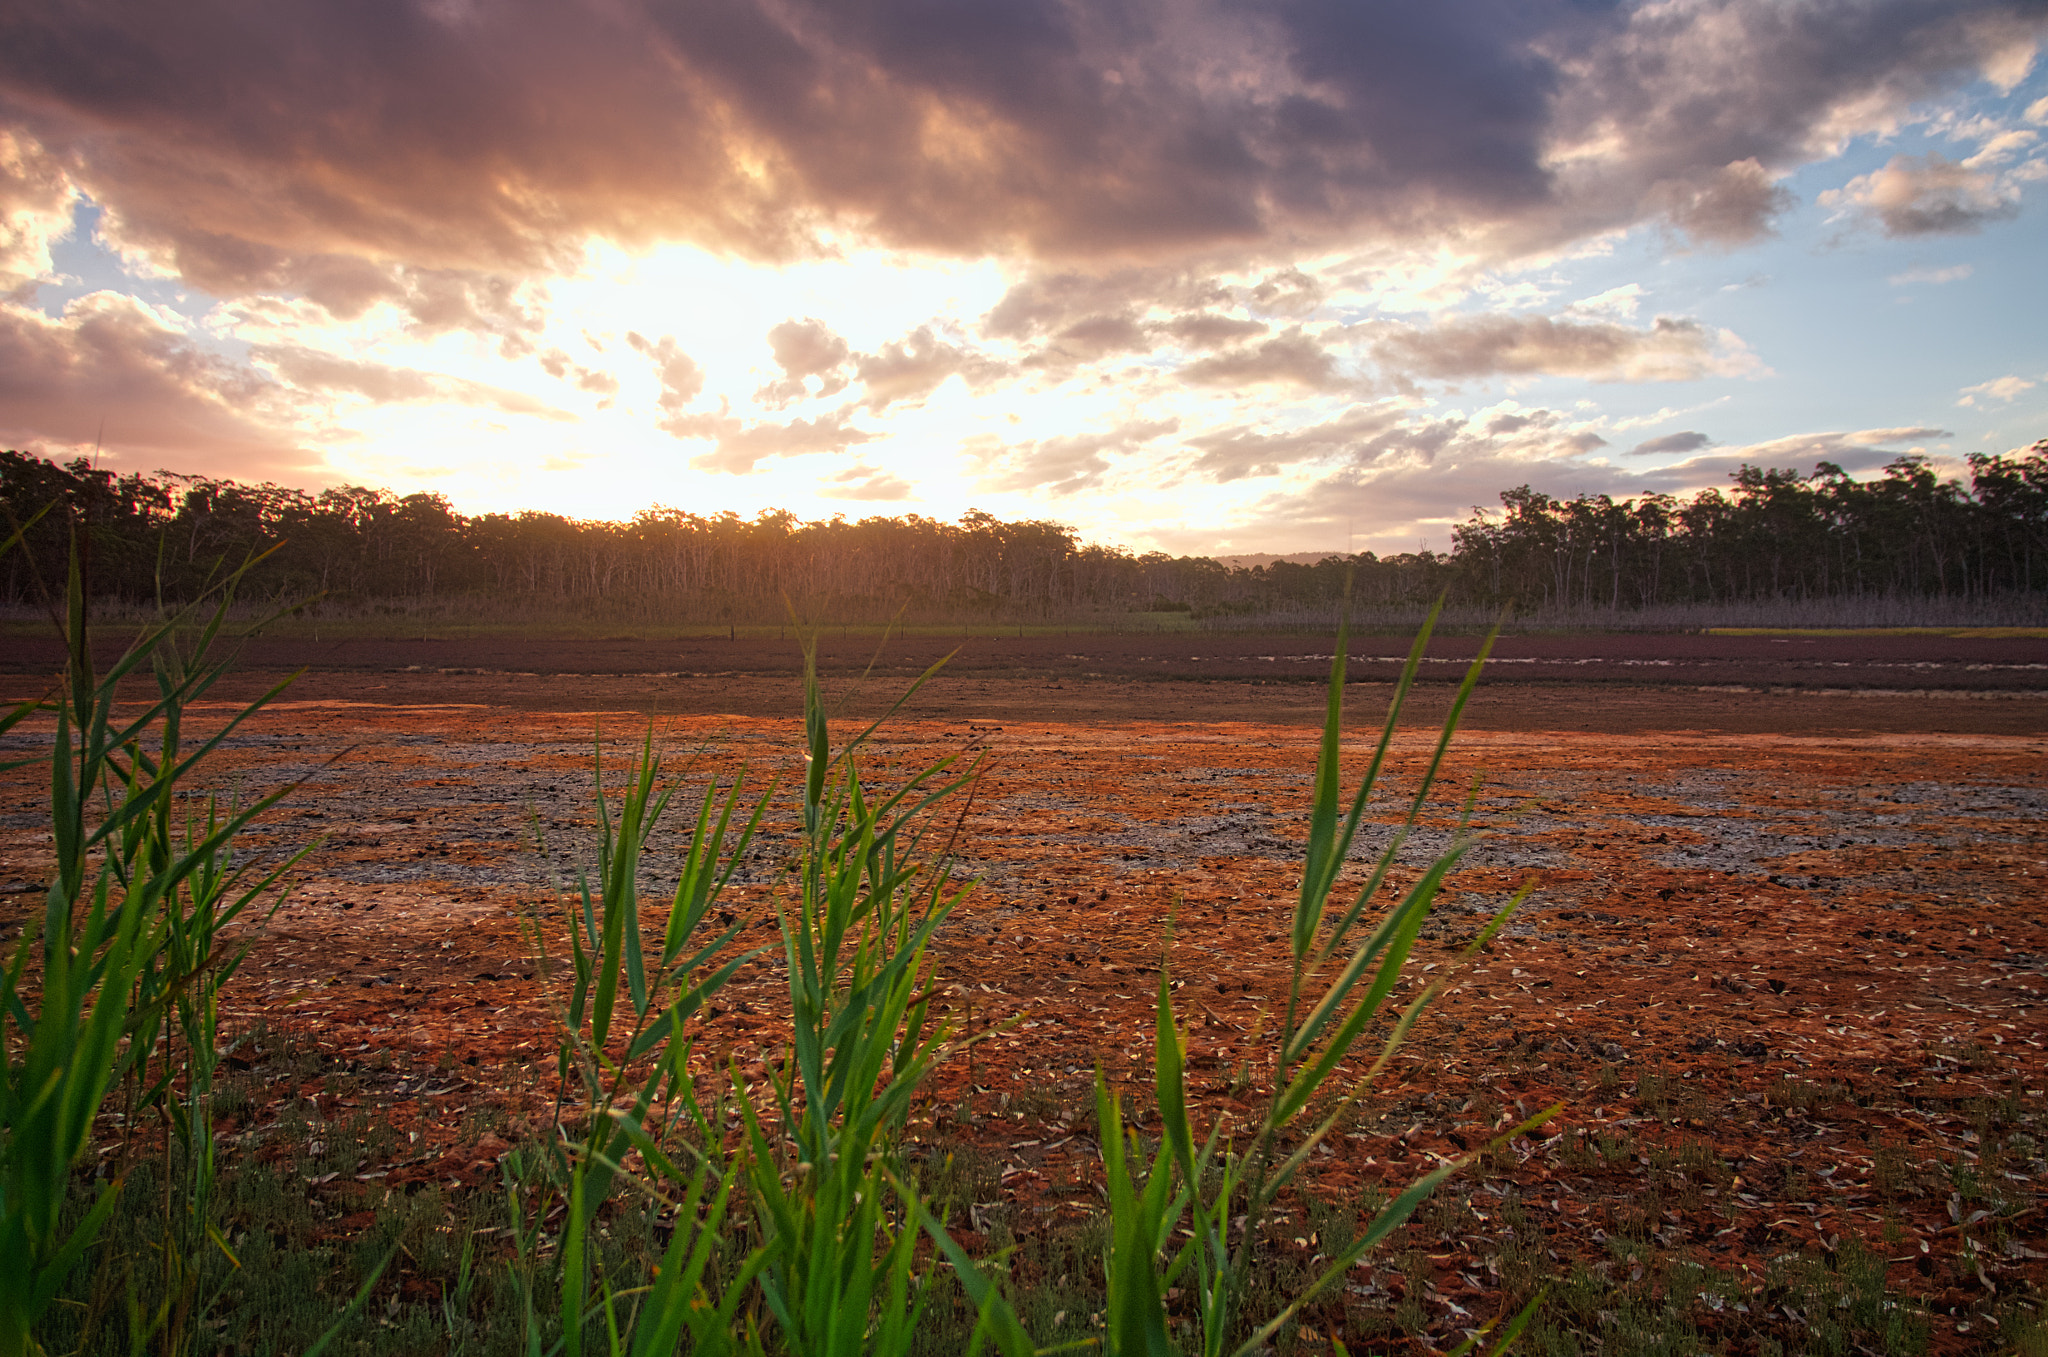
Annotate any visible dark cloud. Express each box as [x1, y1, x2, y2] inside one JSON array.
[[1046, 313, 1153, 360], [1628, 430, 1712, 456], [3, 0, 2032, 286], [1822, 152, 2022, 236], [1651, 159, 1795, 246], [1536, 1, 2041, 251], [986, 271, 1276, 367], [1246, 268, 1321, 317], [1159, 313, 1269, 349], [983, 270, 1231, 340], [0, 293, 308, 472], [400, 270, 545, 346], [1180, 327, 1342, 390], [1365, 313, 1746, 383]]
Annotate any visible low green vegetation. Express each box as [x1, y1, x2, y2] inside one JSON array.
[[4, 518, 2036, 1356], [1, 519, 1526, 1356]]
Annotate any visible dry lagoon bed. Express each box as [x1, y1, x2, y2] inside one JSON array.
[[2, 659, 2045, 1353]]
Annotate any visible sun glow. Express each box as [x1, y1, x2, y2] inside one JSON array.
[[248, 239, 1034, 522]]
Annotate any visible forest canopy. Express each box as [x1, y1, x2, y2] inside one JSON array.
[[4, 443, 2044, 622]]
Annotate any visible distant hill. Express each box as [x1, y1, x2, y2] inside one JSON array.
[[1209, 552, 1349, 570]]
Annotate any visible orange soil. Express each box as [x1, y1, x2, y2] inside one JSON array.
[[1, 674, 2043, 1351]]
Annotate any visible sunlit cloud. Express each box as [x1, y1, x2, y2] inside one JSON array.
[[1957, 373, 2040, 406], [0, 292, 309, 474], [1887, 263, 1975, 285], [0, 129, 74, 296], [0, 0, 2041, 555]]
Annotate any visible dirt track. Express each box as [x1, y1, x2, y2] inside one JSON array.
[[1, 636, 2044, 1352]]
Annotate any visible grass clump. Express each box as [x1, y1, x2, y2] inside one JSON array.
[[6, 537, 1561, 1356], [1, 526, 319, 1357], [1085, 600, 1557, 1357]]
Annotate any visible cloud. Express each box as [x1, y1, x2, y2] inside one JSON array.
[[1221, 421, 1628, 551], [1181, 400, 1616, 490], [1179, 327, 1342, 390], [1183, 402, 1414, 482], [539, 347, 620, 398], [1642, 426, 1948, 485], [1887, 263, 1974, 285], [1650, 159, 1795, 246], [983, 270, 1230, 340], [1221, 422, 1942, 554], [5, 0, 2034, 288], [625, 331, 706, 425], [1821, 152, 2022, 236], [1043, 312, 1153, 361], [818, 462, 913, 501], [1365, 313, 1757, 384], [1247, 269, 1321, 317], [0, 129, 73, 296], [983, 271, 1279, 366], [2, 0, 2041, 536], [757, 316, 852, 405], [855, 325, 1001, 410], [1483, 411, 1545, 435], [1533, 4, 2044, 252], [0, 292, 307, 471], [1158, 313, 1269, 349], [1628, 430, 1712, 456], [398, 269, 546, 343], [1957, 373, 2039, 406], [972, 418, 1177, 495], [1564, 284, 1644, 320], [255, 347, 433, 404], [257, 345, 576, 419], [676, 409, 875, 474], [1622, 430, 1937, 493], [1962, 127, 2040, 166], [767, 317, 850, 378]]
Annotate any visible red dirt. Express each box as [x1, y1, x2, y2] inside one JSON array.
[[2, 644, 2044, 1351]]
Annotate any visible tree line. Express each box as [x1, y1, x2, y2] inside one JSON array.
[[3, 443, 2043, 622], [1451, 448, 2048, 613]]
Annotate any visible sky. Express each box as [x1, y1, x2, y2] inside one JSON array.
[[2, 0, 2046, 557]]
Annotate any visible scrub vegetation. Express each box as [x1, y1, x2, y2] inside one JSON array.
[[4, 442, 2045, 628], [2, 518, 1529, 1357], [3, 518, 2040, 1356]]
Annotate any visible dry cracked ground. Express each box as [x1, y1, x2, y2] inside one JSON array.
[[2, 651, 2045, 1354]]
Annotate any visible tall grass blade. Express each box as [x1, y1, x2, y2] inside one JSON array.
[[1089, 595, 1542, 1356]]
